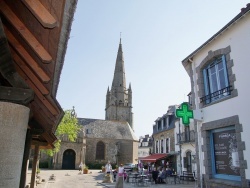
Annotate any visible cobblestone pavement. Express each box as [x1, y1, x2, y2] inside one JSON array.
[[26, 169, 195, 188]]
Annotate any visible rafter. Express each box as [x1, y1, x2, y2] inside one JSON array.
[[21, 0, 57, 29], [11, 50, 49, 95], [0, 1, 52, 63], [4, 27, 50, 83]]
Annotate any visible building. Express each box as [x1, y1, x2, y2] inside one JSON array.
[[146, 105, 178, 170], [55, 39, 138, 168], [174, 102, 196, 175], [182, 4, 250, 187], [138, 134, 153, 159], [0, 1, 76, 187]]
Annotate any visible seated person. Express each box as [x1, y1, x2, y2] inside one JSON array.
[[158, 168, 167, 183]]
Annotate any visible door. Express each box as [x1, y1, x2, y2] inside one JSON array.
[[62, 149, 76, 169]]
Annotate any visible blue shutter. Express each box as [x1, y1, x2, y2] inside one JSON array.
[[203, 68, 210, 104]]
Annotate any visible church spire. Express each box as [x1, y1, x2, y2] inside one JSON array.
[[105, 38, 133, 130], [111, 38, 126, 91]]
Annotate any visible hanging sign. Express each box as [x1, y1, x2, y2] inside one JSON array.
[[176, 102, 193, 125]]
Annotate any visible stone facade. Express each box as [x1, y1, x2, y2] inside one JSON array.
[[81, 119, 138, 165], [105, 39, 133, 129]]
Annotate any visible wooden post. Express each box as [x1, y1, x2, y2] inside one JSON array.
[[19, 129, 32, 188], [30, 144, 39, 188]]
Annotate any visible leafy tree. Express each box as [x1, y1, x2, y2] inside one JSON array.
[[45, 109, 81, 156]]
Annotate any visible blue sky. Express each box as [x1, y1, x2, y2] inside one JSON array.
[[57, 1, 249, 138]]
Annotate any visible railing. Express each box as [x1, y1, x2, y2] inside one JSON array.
[[200, 85, 232, 104], [177, 130, 195, 144]]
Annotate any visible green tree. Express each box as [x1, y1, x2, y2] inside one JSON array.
[[45, 109, 81, 156]]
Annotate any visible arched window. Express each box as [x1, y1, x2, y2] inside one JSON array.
[[96, 141, 105, 160]]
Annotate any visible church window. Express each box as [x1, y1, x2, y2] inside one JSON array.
[[96, 141, 105, 160]]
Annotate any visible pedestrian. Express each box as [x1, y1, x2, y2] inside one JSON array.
[[152, 167, 159, 184], [79, 162, 83, 171], [105, 161, 112, 174]]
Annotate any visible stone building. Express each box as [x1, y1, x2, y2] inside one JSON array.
[[142, 105, 179, 169], [55, 39, 138, 169]]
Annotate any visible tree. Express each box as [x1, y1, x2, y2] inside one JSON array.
[[45, 108, 81, 156]]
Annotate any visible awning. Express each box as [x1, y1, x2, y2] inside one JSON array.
[[140, 154, 167, 162]]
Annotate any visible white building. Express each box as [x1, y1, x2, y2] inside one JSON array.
[[182, 4, 250, 187], [174, 107, 196, 175], [138, 134, 153, 159]]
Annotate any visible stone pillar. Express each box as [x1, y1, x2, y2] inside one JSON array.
[[0, 102, 30, 188]]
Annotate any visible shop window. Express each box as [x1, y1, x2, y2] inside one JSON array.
[[210, 126, 240, 181]]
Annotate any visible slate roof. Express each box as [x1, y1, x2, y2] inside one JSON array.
[[78, 118, 138, 141]]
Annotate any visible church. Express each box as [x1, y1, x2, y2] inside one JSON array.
[[54, 39, 138, 169]]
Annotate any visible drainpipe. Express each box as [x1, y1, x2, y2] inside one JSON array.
[[179, 120, 182, 175], [189, 58, 203, 188]]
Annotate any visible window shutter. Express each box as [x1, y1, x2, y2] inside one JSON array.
[[203, 68, 210, 104]]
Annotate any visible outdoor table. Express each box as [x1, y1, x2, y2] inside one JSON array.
[[170, 174, 181, 184]]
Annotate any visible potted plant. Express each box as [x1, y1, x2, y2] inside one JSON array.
[[83, 165, 89, 174]]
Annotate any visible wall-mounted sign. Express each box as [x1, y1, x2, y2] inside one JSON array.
[[213, 129, 240, 176], [176, 102, 193, 125]]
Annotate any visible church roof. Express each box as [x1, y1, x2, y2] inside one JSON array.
[[78, 118, 138, 141]]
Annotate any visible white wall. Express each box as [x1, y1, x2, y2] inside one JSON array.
[[191, 13, 250, 178]]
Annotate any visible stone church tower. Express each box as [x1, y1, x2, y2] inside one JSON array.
[[52, 39, 138, 169], [105, 39, 134, 129]]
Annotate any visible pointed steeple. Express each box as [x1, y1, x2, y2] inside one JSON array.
[[105, 38, 133, 130], [111, 38, 126, 96]]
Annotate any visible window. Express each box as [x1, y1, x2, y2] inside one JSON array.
[[161, 139, 164, 153], [157, 121, 161, 130], [184, 126, 190, 142], [166, 138, 169, 153], [163, 118, 166, 127], [86, 129, 92, 134], [210, 126, 240, 181], [156, 141, 159, 153], [96, 141, 105, 160], [202, 55, 230, 104]]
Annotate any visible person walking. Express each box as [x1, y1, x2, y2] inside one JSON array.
[[105, 161, 112, 174]]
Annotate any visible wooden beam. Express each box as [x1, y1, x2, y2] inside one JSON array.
[[21, 0, 58, 29], [4, 26, 50, 83], [14, 66, 58, 116], [0, 18, 29, 89], [0, 1, 52, 63], [0, 86, 34, 104], [11, 48, 49, 95], [31, 140, 50, 147]]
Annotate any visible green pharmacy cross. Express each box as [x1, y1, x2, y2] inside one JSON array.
[[176, 102, 193, 125]]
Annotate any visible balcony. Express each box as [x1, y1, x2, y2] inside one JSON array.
[[177, 130, 195, 144]]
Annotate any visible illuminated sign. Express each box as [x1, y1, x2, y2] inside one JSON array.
[[176, 103, 193, 125]]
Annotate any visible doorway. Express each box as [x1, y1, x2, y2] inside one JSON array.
[[62, 149, 76, 169], [186, 151, 192, 172]]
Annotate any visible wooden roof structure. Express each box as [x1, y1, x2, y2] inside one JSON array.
[[0, 0, 77, 148]]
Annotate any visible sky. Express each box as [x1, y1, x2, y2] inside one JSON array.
[[57, 1, 249, 139]]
